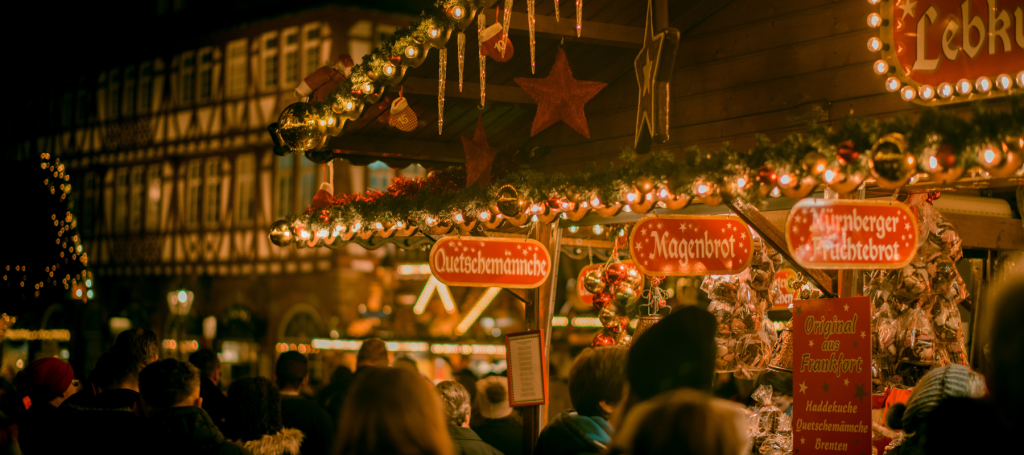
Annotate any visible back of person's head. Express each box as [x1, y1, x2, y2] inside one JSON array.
[[885, 364, 985, 433], [987, 278, 1024, 427], [139, 358, 200, 410], [330, 365, 353, 384], [610, 389, 751, 455], [91, 351, 139, 391], [476, 376, 512, 419], [628, 306, 717, 400], [188, 349, 221, 381], [16, 357, 75, 406], [227, 377, 284, 442], [436, 381, 471, 426], [336, 367, 452, 455], [453, 369, 478, 403], [395, 357, 419, 375], [570, 346, 629, 418], [356, 338, 389, 367], [275, 351, 308, 390], [112, 328, 159, 373]]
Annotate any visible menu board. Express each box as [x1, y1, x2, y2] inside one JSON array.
[[504, 330, 547, 407], [792, 297, 872, 455]]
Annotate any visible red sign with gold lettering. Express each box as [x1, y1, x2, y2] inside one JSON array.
[[628, 215, 753, 276], [429, 237, 551, 288], [785, 199, 918, 270], [876, 0, 1023, 104], [792, 297, 872, 455]]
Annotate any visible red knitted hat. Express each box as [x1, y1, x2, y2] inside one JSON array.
[[17, 357, 74, 404]]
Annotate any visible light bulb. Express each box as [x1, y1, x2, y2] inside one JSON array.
[[177, 290, 188, 303], [1017, 71, 1024, 88], [779, 174, 792, 186], [405, 46, 418, 58], [928, 155, 939, 170], [983, 147, 997, 164], [937, 82, 953, 98], [885, 77, 901, 92], [696, 184, 710, 195], [426, 216, 437, 226], [344, 99, 355, 110], [395, 221, 404, 228], [383, 63, 395, 76], [374, 222, 383, 230], [867, 0, 880, 4], [568, 226, 579, 233], [975, 76, 992, 93], [918, 85, 935, 100], [873, 59, 889, 75], [450, 6, 464, 18], [591, 196, 600, 206], [736, 176, 748, 188], [454, 213, 465, 223], [866, 37, 883, 52], [658, 188, 669, 198], [770, 186, 781, 197], [593, 225, 604, 235], [353, 222, 362, 231], [479, 211, 490, 221], [900, 85, 917, 100], [867, 13, 883, 28], [956, 78, 972, 95], [300, 230, 311, 239], [625, 192, 637, 203], [995, 74, 1012, 90], [362, 82, 373, 93], [823, 169, 836, 183], [429, 28, 439, 38]]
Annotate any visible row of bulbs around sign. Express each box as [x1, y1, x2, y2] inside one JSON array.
[[269, 134, 1024, 247]]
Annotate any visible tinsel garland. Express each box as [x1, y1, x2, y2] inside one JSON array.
[[277, 99, 1023, 238]]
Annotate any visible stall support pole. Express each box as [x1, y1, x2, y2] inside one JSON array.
[[836, 188, 865, 298], [523, 220, 561, 454]]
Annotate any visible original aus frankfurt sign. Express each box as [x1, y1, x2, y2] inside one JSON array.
[[785, 199, 918, 270], [429, 237, 551, 288], [628, 215, 754, 276]]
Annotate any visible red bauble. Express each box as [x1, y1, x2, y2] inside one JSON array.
[[318, 209, 330, 224], [592, 332, 616, 347], [648, 275, 663, 287], [837, 140, 861, 165], [756, 165, 777, 186], [603, 263, 628, 286], [592, 292, 612, 310], [546, 196, 562, 209]]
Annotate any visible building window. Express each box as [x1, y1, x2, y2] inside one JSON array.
[[348, 20, 373, 62], [375, 24, 397, 46], [303, 22, 328, 81], [298, 157, 318, 210], [368, 161, 393, 192], [123, 66, 136, 117], [61, 93, 73, 128], [108, 69, 121, 120], [198, 49, 213, 103], [129, 166, 144, 233], [139, 62, 152, 113], [263, 33, 280, 90], [235, 153, 256, 223], [186, 160, 202, 227], [146, 164, 161, 232], [399, 164, 426, 179], [114, 167, 129, 234], [226, 39, 248, 98], [204, 158, 221, 226], [181, 53, 195, 104], [284, 29, 299, 84], [275, 155, 293, 218]]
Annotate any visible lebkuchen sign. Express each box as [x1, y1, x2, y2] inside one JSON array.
[[874, 0, 1024, 105], [785, 199, 918, 269], [429, 237, 551, 288], [628, 215, 754, 276]]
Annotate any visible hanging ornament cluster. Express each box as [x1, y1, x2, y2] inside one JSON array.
[[865, 194, 970, 388], [702, 234, 782, 378], [587, 253, 643, 347]]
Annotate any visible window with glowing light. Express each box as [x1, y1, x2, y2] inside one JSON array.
[[145, 164, 162, 232], [235, 154, 256, 224], [275, 155, 294, 217], [226, 39, 248, 99]]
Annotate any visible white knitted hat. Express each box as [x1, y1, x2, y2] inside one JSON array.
[[476, 376, 513, 419]]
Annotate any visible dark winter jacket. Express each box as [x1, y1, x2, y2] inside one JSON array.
[[231, 428, 305, 455], [59, 388, 142, 454], [473, 416, 523, 455], [281, 394, 334, 455], [533, 410, 613, 455], [142, 406, 252, 455], [17, 403, 61, 454], [449, 425, 503, 455], [200, 377, 230, 431]]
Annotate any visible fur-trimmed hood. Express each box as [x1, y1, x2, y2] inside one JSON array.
[[231, 428, 305, 455]]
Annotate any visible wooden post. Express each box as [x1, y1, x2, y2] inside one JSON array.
[[836, 188, 864, 298], [523, 220, 561, 454]]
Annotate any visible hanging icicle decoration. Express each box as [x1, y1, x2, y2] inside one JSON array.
[[502, 0, 514, 60], [458, 32, 465, 92], [528, 0, 536, 74], [555, 0, 560, 21], [576, 0, 582, 37], [478, 12, 487, 107], [438, 48, 447, 134]]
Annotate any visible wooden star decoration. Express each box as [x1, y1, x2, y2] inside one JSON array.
[[514, 48, 607, 139], [462, 115, 498, 187], [634, 0, 680, 153]]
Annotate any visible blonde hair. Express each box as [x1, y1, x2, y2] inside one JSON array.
[[335, 368, 453, 455], [610, 389, 751, 455]]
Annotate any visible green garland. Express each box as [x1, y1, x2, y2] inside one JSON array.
[[275, 97, 1023, 240]]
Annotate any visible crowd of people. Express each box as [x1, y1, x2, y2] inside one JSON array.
[[0, 280, 1020, 455]]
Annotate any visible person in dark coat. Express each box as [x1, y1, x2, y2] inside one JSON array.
[[884, 364, 986, 455], [226, 377, 304, 455], [190, 349, 230, 430], [436, 381, 502, 455], [60, 351, 143, 454], [321, 337, 391, 421], [314, 365, 351, 419], [472, 375, 522, 455], [276, 351, 333, 455], [139, 358, 251, 455], [15, 357, 79, 454], [534, 346, 628, 455]]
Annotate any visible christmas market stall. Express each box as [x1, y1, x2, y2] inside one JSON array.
[[262, 0, 1023, 452]]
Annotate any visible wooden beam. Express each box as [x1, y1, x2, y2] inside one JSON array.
[[940, 213, 1024, 250], [725, 198, 836, 297], [482, 9, 644, 48], [326, 134, 465, 167], [391, 77, 535, 105]]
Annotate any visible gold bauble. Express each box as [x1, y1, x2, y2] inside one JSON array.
[[922, 143, 964, 184], [634, 176, 656, 194], [869, 133, 915, 189], [278, 102, 327, 153], [583, 270, 606, 294], [625, 265, 644, 290], [269, 220, 294, 247], [827, 169, 865, 195], [778, 175, 817, 199], [802, 151, 828, 176], [613, 286, 640, 307], [978, 140, 1024, 178], [496, 184, 523, 218]]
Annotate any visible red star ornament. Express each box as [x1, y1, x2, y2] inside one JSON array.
[[462, 115, 499, 187], [514, 48, 607, 139]]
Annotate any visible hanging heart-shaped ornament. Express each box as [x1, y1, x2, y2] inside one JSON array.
[[869, 133, 915, 189], [389, 96, 418, 132]]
